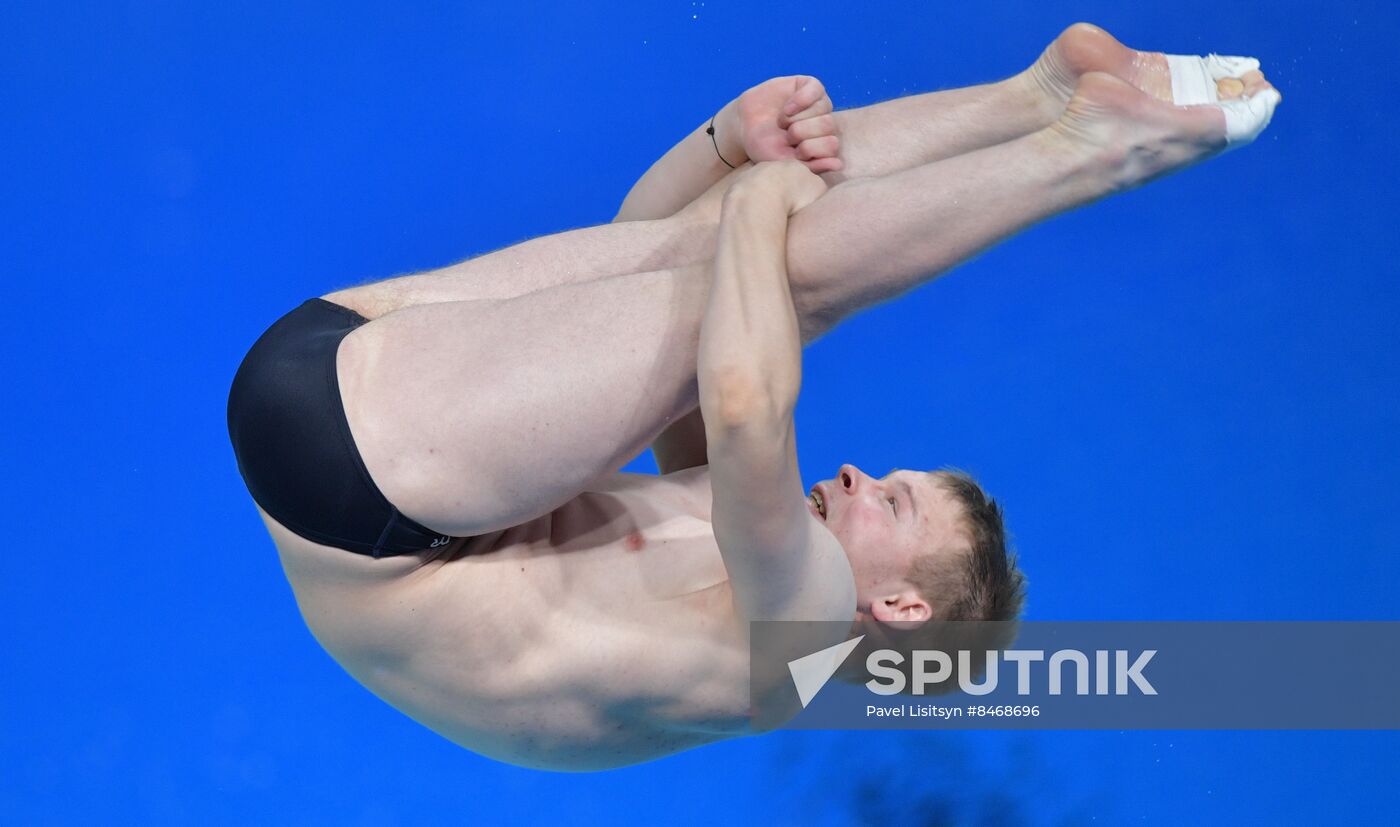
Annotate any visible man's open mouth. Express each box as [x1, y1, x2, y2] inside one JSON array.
[[808, 487, 827, 520]]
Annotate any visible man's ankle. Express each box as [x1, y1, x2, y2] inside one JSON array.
[[1008, 69, 1068, 130]]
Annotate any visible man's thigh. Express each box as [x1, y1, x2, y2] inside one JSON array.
[[336, 263, 710, 537]]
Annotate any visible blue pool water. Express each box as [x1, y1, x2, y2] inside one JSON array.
[[3, 1, 1397, 822]]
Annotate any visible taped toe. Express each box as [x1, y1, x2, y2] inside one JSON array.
[[1219, 87, 1281, 146]]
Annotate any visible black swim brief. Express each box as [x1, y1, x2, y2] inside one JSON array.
[[227, 298, 457, 557]]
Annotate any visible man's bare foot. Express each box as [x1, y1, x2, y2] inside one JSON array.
[[1024, 23, 1270, 118], [1049, 72, 1234, 192]]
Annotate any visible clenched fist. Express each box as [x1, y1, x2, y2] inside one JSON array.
[[736, 75, 843, 174]]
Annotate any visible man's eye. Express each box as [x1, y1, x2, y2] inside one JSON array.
[[888, 497, 898, 515]]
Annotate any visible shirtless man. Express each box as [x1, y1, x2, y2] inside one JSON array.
[[227, 25, 1279, 770]]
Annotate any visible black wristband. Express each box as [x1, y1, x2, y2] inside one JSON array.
[[706, 112, 737, 169]]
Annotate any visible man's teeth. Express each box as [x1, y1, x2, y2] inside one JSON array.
[[810, 491, 826, 517]]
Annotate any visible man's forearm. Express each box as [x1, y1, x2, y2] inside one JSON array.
[[699, 186, 801, 419], [614, 98, 746, 223]]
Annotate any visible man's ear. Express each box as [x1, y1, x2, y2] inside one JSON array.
[[870, 589, 931, 629]]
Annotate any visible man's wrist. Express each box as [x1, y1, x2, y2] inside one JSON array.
[[720, 182, 789, 225], [713, 98, 748, 166]]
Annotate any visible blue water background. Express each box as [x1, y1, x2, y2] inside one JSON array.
[[3, 1, 1397, 822]]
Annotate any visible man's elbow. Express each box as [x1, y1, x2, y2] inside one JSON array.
[[702, 366, 793, 429]]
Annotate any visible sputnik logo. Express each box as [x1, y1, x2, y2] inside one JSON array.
[[787, 635, 865, 708]]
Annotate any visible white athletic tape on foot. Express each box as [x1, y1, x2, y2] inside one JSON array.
[[1216, 87, 1281, 145], [1167, 53, 1278, 146], [1166, 54, 1261, 105]]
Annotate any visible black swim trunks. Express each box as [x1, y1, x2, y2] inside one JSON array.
[[227, 298, 457, 557]]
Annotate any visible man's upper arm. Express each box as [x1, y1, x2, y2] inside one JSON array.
[[705, 403, 855, 623]]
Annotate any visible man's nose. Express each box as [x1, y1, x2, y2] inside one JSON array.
[[838, 464, 864, 494]]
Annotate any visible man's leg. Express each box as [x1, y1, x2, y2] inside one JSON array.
[[327, 24, 1251, 320], [339, 73, 1249, 537], [829, 23, 1195, 180]]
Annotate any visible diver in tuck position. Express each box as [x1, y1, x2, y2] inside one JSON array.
[[227, 24, 1279, 770]]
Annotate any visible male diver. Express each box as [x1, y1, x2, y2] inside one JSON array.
[[228, 25, 1279, 769]]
